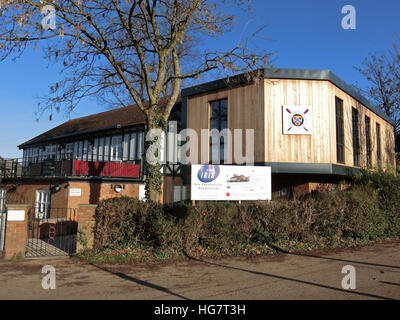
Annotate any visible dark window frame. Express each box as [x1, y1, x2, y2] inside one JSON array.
[[335, 97, 345, 164], [209, 99, 228, 164], [365, 116, 372, 168], [376, 123, 381, 164], [352, 108, 360, 167]]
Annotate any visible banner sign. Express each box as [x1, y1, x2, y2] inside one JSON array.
[[283, 105, 312, 135], [191, 165, 271, 201]]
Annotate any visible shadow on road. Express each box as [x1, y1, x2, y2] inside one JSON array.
[[90, 263, 190, 300], [380, 281, 400, 287], [266, 243, 400, 270], [183, 252, 395, 300]]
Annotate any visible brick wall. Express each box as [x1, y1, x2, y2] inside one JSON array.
[[76, 204, 97, 252], [1, 179, 143, 210], [3, 181, 69, 209], [3, 204, 29, 259], [67, 181, 141, 207]]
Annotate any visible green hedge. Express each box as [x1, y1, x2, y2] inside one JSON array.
[[91, 170, 400, 258]]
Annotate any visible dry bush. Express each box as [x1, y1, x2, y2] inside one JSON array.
[[92, 171, 400, 257]]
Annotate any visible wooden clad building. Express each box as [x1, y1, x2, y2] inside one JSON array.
[[181, 68, 396, 196]]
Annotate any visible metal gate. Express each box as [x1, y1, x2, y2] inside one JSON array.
[[26, 208, 78, 257], [0, 188, 6, 252]]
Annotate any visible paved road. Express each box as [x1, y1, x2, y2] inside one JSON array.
[[0, 241, 399, 300]]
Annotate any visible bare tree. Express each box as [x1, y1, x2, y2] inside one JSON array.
[[0, 0, 272, 201], [355, 40, 400, 133]]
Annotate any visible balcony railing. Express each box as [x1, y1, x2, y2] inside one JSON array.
[[1, 156, 143, 180], [0, 158, 22, 180]]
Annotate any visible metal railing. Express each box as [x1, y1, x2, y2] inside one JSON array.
[[0, 158, 21, 180], [26, 207, 78, 257], [0, 155, 144, 180]]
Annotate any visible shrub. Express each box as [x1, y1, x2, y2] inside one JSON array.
[[354, 169, 400, 237], [91, 170, 400, 260]]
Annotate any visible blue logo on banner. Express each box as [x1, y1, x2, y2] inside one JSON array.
[[197, 165, 220, 183]]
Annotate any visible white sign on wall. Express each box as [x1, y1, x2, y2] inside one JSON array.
[[191, 165, 271, 201], [69, 188, 82, 197], [282, 106, 312, 135], [7, 210, 25, 221]]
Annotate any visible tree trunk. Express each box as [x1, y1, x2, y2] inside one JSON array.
[[144, 117, 163, 202]]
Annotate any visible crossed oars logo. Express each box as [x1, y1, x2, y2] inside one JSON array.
[[286, 108, 309, 132]]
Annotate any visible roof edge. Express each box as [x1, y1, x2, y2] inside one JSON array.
[[181, 68, 395, 126], [18, 123, 145, 149]]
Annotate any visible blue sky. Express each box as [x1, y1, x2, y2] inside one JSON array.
[[0, 0, 399, 158]]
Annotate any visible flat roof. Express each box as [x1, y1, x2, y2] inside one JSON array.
[[181, 68, 395, 126]]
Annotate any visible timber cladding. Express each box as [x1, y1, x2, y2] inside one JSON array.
[[264, 79, 330, 164], [187, 82, 265, 163], [186, 78, 395, 169], [328, 81, 396, 169]]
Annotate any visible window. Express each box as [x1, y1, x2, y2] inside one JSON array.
[[77, 141, 83, 160], [129, 133, 137, 161], [111, 135, 123, 161], [365, 116, 371, 168], [93, 138, 99, 161], [123, 133, 130, 161], [56, 144, 61, 160], [209, 99, 228, 163], [45, 145, 56, 160], [335, 97, 345, 163], [352, 108, 360, 167], [98, 137, 104, 161], [59, 144, 65, 160], [38, 147, 43, 162], [376, 123, 381, 163], [65, 143, 74, 159], [87, 139, 94, 161], [35, 189, 51, 219], [104, 136, 111, 161], [31, 148, 39, 163], [83, 140, 89, 161], [172, 186, 188, 203]]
